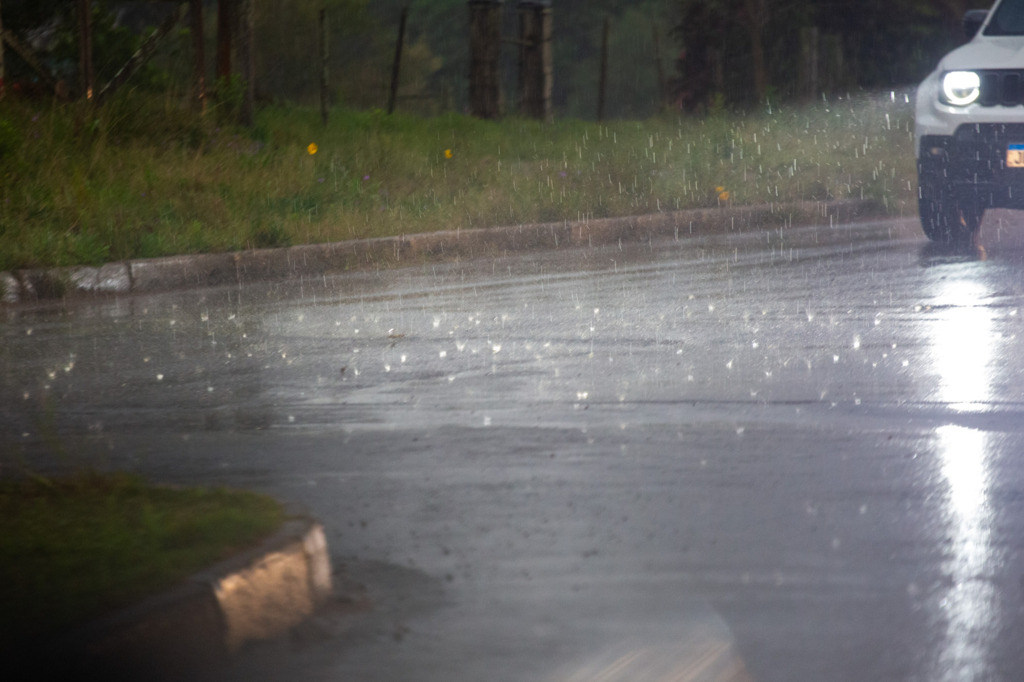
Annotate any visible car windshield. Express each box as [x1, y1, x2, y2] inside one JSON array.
[[985, 0, 1024, 35]]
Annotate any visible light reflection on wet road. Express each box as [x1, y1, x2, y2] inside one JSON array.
[[927, 272, 1004, 682], [4, 213, 1024, 681]]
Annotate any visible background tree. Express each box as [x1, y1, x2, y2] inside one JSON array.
[[0, 0, 992, 116], [671, 0, 980, 109], [372, 0, 672, 119], [814, 0, 968, 89]]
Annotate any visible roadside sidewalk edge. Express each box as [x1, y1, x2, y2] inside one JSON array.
[[22, 517, 332, 679], [0, 200, 890, 305]]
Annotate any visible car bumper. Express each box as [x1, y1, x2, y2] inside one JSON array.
[[919, 128, 1024, 209]]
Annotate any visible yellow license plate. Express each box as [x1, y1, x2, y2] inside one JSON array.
[[1008, 144, 1024, 168]]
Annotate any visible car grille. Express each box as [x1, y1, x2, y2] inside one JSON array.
[[953, 123, 1024, 145], [979, 70, 1024, 106]]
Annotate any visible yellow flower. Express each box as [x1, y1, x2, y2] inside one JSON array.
[[444, 149, 453, 159], [719, 190, 730, 201], [308, 143, 318, 155]]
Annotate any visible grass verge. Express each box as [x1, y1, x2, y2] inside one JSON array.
[[0, 89, 916, 272], [0, 472, 286, 646]]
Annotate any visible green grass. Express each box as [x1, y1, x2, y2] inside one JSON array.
[[0, 89, 917, 272], [0, 473, 286, 644]]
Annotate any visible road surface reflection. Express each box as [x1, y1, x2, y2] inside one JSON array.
[[930, 276, 1001, 680]]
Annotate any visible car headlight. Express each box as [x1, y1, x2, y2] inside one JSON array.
[[941, 71, 981, 106]]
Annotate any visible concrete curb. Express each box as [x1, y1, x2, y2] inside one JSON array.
[[19, 517, 332, 680], [0, 200, 889, 305]]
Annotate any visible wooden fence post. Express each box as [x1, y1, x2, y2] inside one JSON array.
[[77, 0, 94, 100], [517, 0, 552, 122], [237, 0, 254, 126], [217, 0, 232, 82], [0, 0, 5, 102], [712, 47, 724, 100], [652, 22, 666, 112], [799, 25, 819, 99], [468, 0, 503, 120], [320, 8, 329, 124], [821, 33, 843, 94], [387, 5, 408, 115], [597, 17, 608, 122], [191, 0, 206, 113]]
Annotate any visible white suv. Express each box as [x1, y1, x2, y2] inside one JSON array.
[[916, 0, 1024, 242]]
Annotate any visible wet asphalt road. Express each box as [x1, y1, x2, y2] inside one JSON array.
[[4, 212, 1024, 681]]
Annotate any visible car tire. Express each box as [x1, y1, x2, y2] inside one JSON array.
[[917, 160, 983, 243]]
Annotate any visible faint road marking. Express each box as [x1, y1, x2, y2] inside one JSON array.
[[554, 634, 754, 682]]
